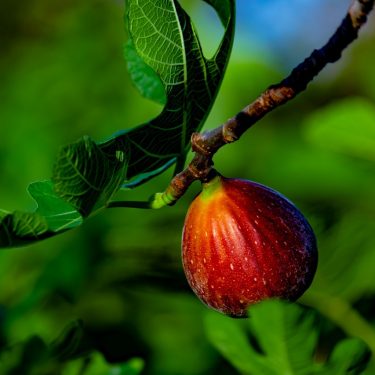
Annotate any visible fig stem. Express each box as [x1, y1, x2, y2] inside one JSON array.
[[148, 0, 374, 209]]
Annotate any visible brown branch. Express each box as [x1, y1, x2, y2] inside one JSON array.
[[151, 0, 374, 208]]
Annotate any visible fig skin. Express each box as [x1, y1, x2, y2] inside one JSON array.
[[182, 176, 317, 317]]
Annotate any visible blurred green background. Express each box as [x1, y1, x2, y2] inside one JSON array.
[[0, 0, 374, 374]]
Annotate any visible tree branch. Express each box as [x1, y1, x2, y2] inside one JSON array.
[[150, 0, 374, 209]]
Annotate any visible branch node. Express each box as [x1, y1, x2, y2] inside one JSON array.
[[191, 132, 212, 156]]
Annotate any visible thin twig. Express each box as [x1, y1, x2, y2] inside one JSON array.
[[149, 0, 374, 208]]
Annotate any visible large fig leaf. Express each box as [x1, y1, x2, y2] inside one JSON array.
[[98, 0, 236, 187], [205, 300, 370, 375], [0, 0, 235, 247]]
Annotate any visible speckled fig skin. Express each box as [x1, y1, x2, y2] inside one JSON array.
[[182, 176, 318, 317]]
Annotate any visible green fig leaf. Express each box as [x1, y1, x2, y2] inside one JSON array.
[[29, 180, 83, 231], [0, 0, 235, 248], [205, 300, 370, 375], [205, 310, 270, 375], [57, 0, 235, 198], [0, 210, 49, 248], [52, 136, 128, 216], [0, 180, 83, 248]]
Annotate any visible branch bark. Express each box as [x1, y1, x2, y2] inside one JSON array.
[[151, 0, 374, 209]]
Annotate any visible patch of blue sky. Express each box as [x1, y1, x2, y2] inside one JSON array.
[[235, 0, 350, 67]]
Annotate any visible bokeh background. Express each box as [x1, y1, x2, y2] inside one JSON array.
[[0, 0, 374, 373]]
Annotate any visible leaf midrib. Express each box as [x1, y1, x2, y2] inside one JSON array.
[[171, 0, 188, 156]]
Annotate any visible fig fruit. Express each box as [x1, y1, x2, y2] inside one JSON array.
[[182, 175, 317, 317]]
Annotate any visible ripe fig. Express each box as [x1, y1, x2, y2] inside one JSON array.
[[182, 175, 317, 317]]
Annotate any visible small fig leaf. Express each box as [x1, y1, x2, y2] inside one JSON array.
[[0, 210, 50, 248], [29, 180, 83, 231], [248, 299, 319, 374], [0, 180, 83, 248], [205, 311, 270, 375], [52, 136, 127, 217], [205, 300, 370, 375]]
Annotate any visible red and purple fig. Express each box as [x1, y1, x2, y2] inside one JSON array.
[[182, 175, 317, 317]]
